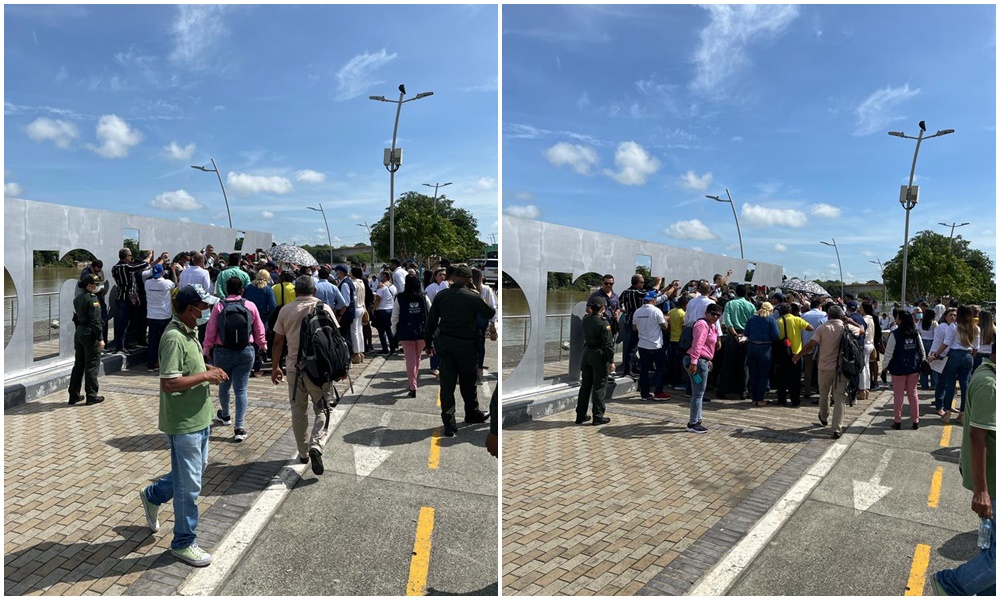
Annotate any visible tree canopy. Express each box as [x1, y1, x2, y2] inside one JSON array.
[[881, 230, 995, 303], [369, 191, 486, 263]]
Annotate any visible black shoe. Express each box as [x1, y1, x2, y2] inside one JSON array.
[[465, 411, 489, 424], [832, 431, 842, 439], [308, 448, 324, 475], [891, 422, 901, 430], [85, 396, 105, 405], [575, 414, 589, 424], [810, 399, 820, 405], [592, 416, 611, 425], [912, 422, 920, 430], [790, 401, 801, 408], [298, 455, 309, 464], [818, 415, 828, 427], [69, 395, 84, 405], [443, 425, 458, 437], [408, 390, 416, 398]]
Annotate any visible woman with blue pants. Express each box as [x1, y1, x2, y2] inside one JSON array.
[[929, 305, 979, 420]]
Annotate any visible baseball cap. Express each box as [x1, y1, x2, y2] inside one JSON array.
[[771, 292, 785, 303], [334, 264, 349, 274], [78, 273, 105, 288], [645, 290, 658, 301], [175, 284, 218, 312], [846, 300, 858, 310], [152, 264, 164, 278], [453, 264, 474, 279]]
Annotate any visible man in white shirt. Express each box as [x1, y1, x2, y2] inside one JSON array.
[[684, 280, 713, 325], [144, 264, 176, 372], [390, 258, 407, 296], [179, 253, 212, 296], [373, 272, 397, 354], [633, 291, 671, 401]]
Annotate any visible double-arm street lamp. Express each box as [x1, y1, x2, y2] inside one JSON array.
[[307, 204, 333, 265], [820, 238, 844, 299], [888, 122, 954, 307], [869, 258, 887, 304], [357, 221, 376, 267], [705, 188, 744, 259], [938, 221, 970, 254], [423, 181, 452, 211], [191, 158, 233, 228], [369, 85, 434, 260]]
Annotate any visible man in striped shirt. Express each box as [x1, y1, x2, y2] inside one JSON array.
[[111, 248, 156, 353]]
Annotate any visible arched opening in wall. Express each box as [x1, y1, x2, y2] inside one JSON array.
[[4, 267, 18, 349], [32, 248, 98, 362], [541, 271, 603, 384], [500, 271, 529, 383]]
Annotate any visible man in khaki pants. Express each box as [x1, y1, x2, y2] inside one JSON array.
[[271, 275, 340, 476], [793, 304, 861, 439]]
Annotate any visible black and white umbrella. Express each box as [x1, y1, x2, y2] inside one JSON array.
[[266, 244, 318, 267], [781, 278, 830, 297]]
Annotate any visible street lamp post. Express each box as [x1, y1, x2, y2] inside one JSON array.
[[888, 123, 954, 307], [191, 158, 233, 228], [938, 221, 970, 254], [357, 222, 376, 268], [705, 187, 744, 259], [820, 239, 844, 299], [369, 85, 434, 260], [422, 182, 452, 211], [869, 258, 887, 304], [307, 204, 333, 265]]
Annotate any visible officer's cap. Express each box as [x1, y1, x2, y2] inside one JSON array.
[[589, 296, 607, 309], [78, 273, 105, 288]]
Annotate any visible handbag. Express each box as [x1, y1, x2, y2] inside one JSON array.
[[780, 316, 794, 358], [920, 359, 932, 377]]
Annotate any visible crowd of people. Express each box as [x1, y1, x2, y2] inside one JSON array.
[[574, 269, 995, 440]]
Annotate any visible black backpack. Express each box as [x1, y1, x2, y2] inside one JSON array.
[[220, 299, 252, 350], [678, 318, 708, 353], [296, 301, 352, 391], [838, 324, 867, 383]]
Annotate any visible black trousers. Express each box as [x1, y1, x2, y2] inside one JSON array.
[[773, 349, 801, 405], [437, 337, 481, 427]]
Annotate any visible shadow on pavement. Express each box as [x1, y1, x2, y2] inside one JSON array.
[[141, 459, 292, 497], [930, 446, 961, 465], [729, 425, 816, 444], [937, 530, 980, 561], [426, 581, 498, 595], [4, 400, 78, 416], [597, 422, 688, 439], [106, 434, 171, 452], [342, 426, 437, 447], [505, 418, 581, 432]]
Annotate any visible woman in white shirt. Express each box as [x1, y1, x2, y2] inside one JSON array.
[[425, 268, 448, 303], [973, 309, 994, 372], [928, 305, 978, 421], [856, 302, 877, 400], [917, 310, 938, 390]]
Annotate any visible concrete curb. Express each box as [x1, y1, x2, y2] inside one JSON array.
[[501, 375, 638, 428], [4, 351, 146, 410]]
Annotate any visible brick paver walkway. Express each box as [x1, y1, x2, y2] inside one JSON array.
[[4, 356, 373, 596], [501, 389, 883, 595]]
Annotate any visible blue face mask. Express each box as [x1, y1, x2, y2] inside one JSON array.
[[196, 307, 211, 325]]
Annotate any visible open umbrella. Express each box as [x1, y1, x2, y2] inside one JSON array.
[[782, 278, 830, 297], [266, 244, 318, 267]]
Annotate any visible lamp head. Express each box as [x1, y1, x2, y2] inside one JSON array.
[[888, 131, 905, 138], [307, 206, 321, 212], [705, 194, 725, 203], [415, 91, 434, 99], [935, 129, 955, 136], [369, 95, 385, 101]]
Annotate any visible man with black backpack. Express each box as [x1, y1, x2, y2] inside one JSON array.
[[271, 276, 346, 475]]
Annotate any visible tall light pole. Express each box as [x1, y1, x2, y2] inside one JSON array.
[[705, 187, 744, 259], [888, 122, 954, 307], [422, 181, 452, 211], [938, 221, 970, 254], [820, 239, 844, 299], [869, 258, 886, 304], [369, 85, 434, 260], [357, 222, 375, 267], [191, 158, 233, 228], [307, 204, 333, 265]]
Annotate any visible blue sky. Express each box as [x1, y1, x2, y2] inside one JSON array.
[[502, 4, 997, 283], [5, 4, 498, 249]]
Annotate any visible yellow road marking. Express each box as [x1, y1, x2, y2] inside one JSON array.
[[939, 424, 952, 447], [905, 544, 932, 596], [436, 389, 440, 407], [406, 506, 435, 596], [429, 427, 442, 470], [928, 466, 944, 508]]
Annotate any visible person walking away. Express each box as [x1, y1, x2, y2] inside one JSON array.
[[333, 265, 361, 362], [859, 301, 879, 397], [215, 252, 251, 299], [932, 337, 996, 596], [392, 274, 431, 397], [974, 310, 994, 372], [632, 290, 670, 400], [110, 248, 156, 353], [772, 304, 813, 407], [424, 264, 494, 437], [929, 305, 979, 423], [145, 264, 176, 372], [471, 268, 498, 378], [618, 273, 648, 377], [684, 304, 723, 433], [138, 284, 228, 567], [270, 276, 340, 474], [373, 271, 396, 355], [575, 296, 615, 425], [745, 302, 779, 407], [204, 277, 266, 443], [666, 294, 690, 392], [883, 311, 926, 429], [350, 266, 368, 364], [243, 269, 277, 376], [718, 284, 755, 400], [918, 309, 939, 391], [69, 274, 107, 405], [801, 298, 829, 401]]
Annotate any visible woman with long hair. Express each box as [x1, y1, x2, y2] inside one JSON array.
[[974, 310, 994, 372], [243, 269, 277, 376], [470, 268, 498, 378], [744, 302, 779, 407], [883, 311, 926, 429], [929, 305, 979, 422], [856, 302, 877, 400], [391, 274, 432, 397], [349, 266, 367, 365], [918, 309, 939, 390]]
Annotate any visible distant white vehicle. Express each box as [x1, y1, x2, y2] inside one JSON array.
[[469, 258, 499, 287]]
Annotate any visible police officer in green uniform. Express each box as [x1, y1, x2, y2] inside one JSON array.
[[69, 273, 106, 405], [576, 295, 616, 425], [425, 264, 495, 437]]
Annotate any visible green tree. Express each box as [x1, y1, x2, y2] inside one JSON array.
[[370, 192, 486, 264], [882, 231, 995, 303]]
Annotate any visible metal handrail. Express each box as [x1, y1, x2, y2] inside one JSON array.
[[502, 312, 573, 362], [4, 291, 62, 345]]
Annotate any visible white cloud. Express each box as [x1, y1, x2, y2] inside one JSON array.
[[476, 177, 497, 190], [151, 189, 203, 211], [4, 182, 23, 197], [604, 141, 660, 186], [576, 91, 590, 111], [296, 169, 326, 183], [741, 204, 807, 227], [25, 117, 79, 149], [774, 243, 787, 252], [504, 205, 541, 219], [854, 84, 920, 136], [170, 5, 229, 71], [514, 191, 534, 200], [226, 172, 293, 195], [664, 219, 718, 240], [679, 170, 713, 191], [335, 48, 397, 101], [54, 65, 68, 84], [87, 115, 143, 158], [545, 142, 599, 175], [261, 210, 275, 219], [163, 141, 196, 160], [691, 5, 799, 95], [811, 203, 841, 218]]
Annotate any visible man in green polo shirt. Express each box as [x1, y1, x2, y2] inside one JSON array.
[[717, 284, 756, 400], [933, 339, 995, 595], [138, 284, 228, 568]]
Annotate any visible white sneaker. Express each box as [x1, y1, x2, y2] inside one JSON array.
[[171, 543, 212, 567]]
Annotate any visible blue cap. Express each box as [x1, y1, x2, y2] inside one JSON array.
[[152, 264, 164, 278], [645, 290, 658, 301], [334, 264, 349, 274]]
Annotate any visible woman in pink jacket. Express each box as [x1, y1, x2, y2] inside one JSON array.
[[685, 304, 723, 434]]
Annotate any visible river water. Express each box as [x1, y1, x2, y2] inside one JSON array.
[[4, 266, 85, 327], [501, 287, 593, 348]]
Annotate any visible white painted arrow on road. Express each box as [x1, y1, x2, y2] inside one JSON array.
[[353, 412, 393, 480], [852, 448, 894, 514]]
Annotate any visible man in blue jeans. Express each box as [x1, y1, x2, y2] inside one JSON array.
[[933, 340, 995, 595], [138, 284, 228, 567]]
